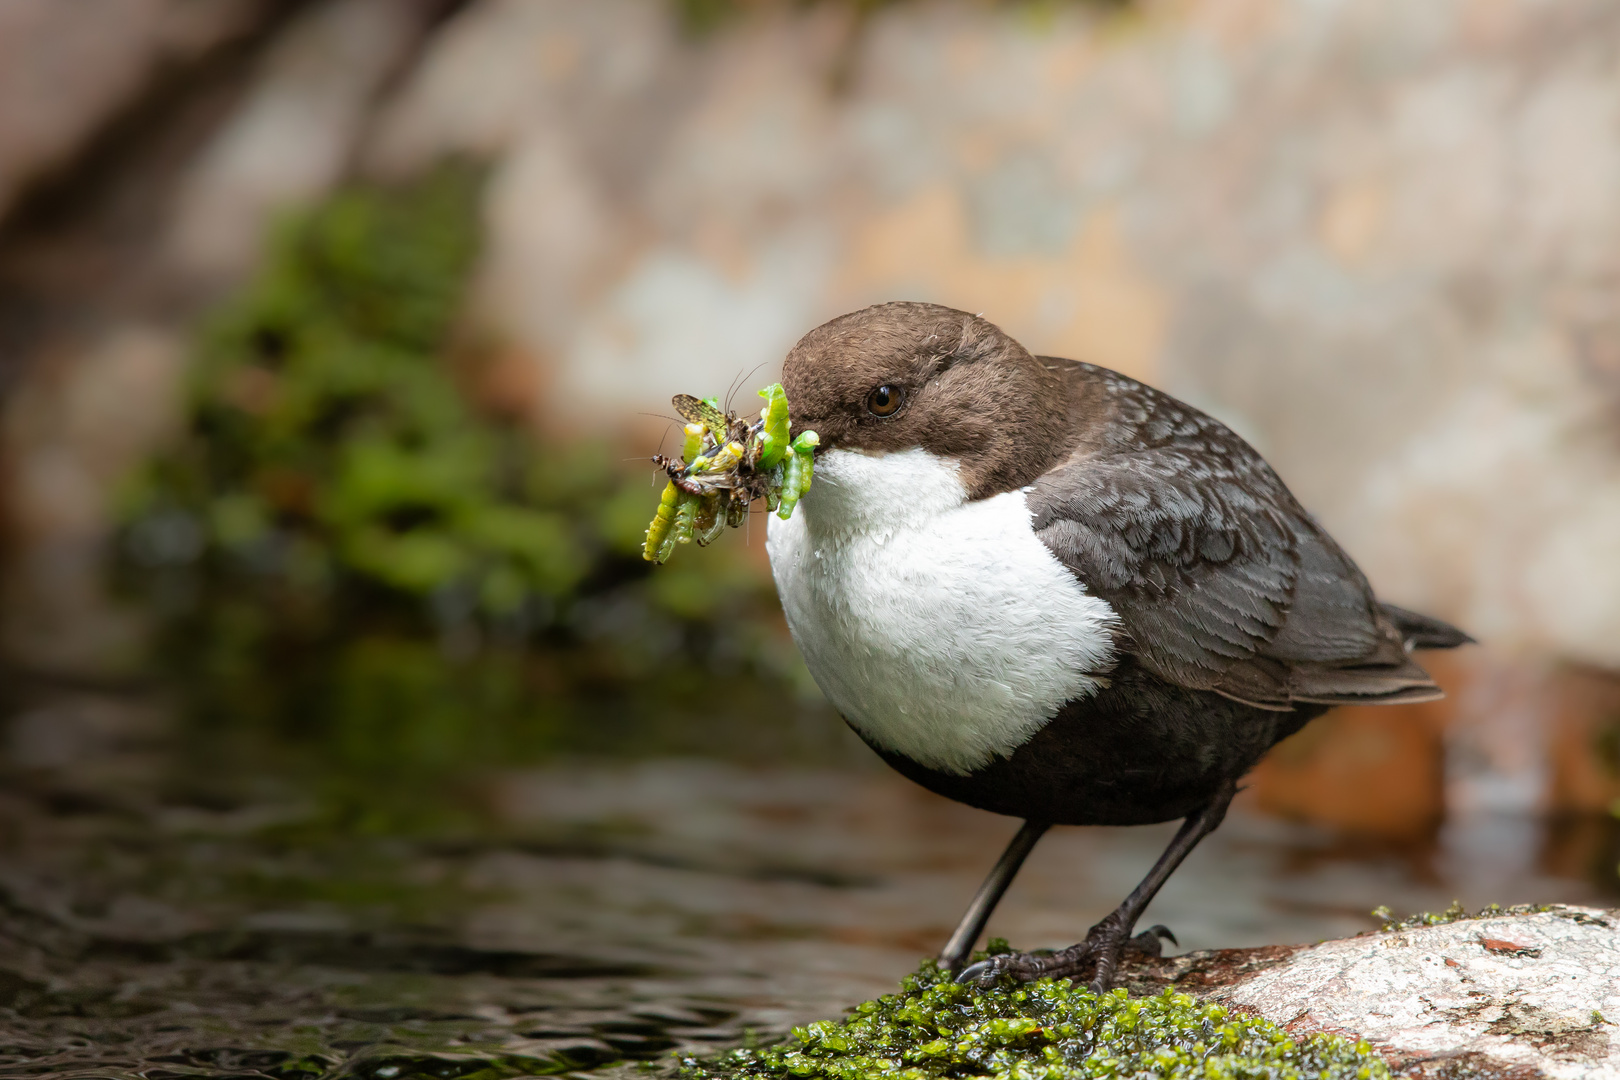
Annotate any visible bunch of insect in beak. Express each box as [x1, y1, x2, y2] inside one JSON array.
[[643, 383, 820, 564]]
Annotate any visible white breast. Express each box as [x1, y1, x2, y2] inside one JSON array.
[[766, 448, 1119, 776]]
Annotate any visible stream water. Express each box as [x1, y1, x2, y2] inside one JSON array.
[[2, 651, 1617, 1080]]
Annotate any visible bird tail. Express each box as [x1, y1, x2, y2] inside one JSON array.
[[1378, 603, 1474, 652]]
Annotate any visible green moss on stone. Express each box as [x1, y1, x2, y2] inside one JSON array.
[[1371, 901, 1556, 933], [681, 955, 1389, 1080]]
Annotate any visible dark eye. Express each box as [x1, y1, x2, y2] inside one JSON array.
[[866, 384, 903, 417]]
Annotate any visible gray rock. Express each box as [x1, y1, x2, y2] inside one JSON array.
[[1130, 905, 1620, 1078], [0, 0, 265, 223], [167, 0, 440, 277]]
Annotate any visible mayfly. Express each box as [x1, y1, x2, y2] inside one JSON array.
[[670, 394, 745, 444], [643, 383, 819, 564]]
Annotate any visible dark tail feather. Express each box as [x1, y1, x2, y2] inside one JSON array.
[[1379, 603, 1475, 651]]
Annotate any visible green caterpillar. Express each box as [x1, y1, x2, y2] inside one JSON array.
[[642, 481, 684, 563], [776, 431, 819, 520], [755, 383, 791, 468]]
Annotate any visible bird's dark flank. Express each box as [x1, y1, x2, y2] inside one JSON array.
[[765, 301, 1471, 993]]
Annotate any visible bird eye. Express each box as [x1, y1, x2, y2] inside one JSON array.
[[866, 384, 903, 417]]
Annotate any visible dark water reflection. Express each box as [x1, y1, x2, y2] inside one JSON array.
[[1, 655, 1617, 1080]]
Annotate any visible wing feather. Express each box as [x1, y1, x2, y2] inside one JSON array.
[[1030, 365, 1461, 709]]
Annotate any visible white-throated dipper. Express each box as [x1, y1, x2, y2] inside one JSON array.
[[764, 301, 1471, 991]]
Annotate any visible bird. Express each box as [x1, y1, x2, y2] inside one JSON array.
[[763, 301, 1472, 992]]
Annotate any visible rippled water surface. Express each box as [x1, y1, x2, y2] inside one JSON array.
[[2, 660, 1617, 1080]]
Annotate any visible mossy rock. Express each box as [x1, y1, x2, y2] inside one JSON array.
[[1371, 900, 1557, 933], [681, 954, 1388, 1080]]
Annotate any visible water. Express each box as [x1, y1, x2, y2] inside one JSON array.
[[1, 661, 1616, 1080]]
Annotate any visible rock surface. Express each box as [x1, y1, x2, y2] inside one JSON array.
[[0, 0, 266, 221], [1127, 905, 1620, 1079]]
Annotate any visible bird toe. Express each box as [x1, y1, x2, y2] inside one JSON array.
[[1125, 924, 1177, 957], [955, 956, 1011, 987]]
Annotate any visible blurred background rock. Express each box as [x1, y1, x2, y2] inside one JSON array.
[[6, 0, 1618, 831], [1, 1, 1619, 1072]]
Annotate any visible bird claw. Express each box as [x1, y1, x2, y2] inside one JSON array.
[[955, 920, 1178, 992], [954, 957, 1000, 988], [956, 940, 1092, 989], [1125, 924, 1178, 957], [955, 952, 1034, 988]]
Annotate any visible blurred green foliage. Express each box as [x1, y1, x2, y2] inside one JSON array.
[[119, 161, 799, 642], [115, 164, 839, 844], [122, 163, 650, 619]]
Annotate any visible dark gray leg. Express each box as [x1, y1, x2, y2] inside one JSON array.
[[958, 778, 1237, 992], [938, 819, 1050, 973]]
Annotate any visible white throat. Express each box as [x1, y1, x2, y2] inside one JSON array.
[[798, 446, 971, 538], [766, 448, 1119, 775]]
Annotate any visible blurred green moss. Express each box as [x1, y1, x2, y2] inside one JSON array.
[[122, 163, 611, 618], [114, 164, 843, 844], [120, 162, 775, 638]]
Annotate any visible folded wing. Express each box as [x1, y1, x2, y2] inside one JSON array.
[[1029, 371, 1469, 710]]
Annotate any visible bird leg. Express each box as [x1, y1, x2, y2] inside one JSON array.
[[957, 777, 1237, 993], [938, 819, 1050, 973]]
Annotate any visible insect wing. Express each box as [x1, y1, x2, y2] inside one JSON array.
[[672, 394, 729, 432]]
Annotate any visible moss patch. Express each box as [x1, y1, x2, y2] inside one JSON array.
[[1370, 901, 1556, 933], [681, 954, 1389, 1080], [107, 163, 843, 851], [122, 162, 607, 616], [120, 161, 793, 648]]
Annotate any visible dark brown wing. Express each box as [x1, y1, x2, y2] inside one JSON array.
[[1029, 364, 1453, 710]]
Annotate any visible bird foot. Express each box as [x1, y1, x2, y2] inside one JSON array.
[[956, 920, 1176, 993]]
